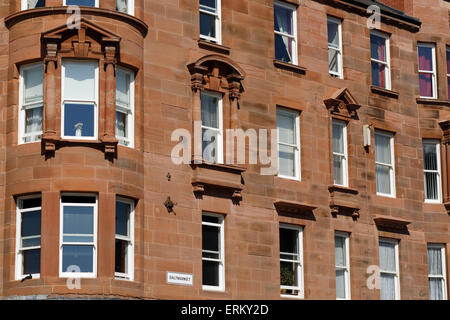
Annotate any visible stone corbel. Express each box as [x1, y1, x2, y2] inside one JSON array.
[[188, 65, 208, 92], [227, 74, 243, 101]]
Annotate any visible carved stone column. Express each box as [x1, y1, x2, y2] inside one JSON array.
[[439, 120, 450, 207], [42, 42, 59, 152], [227, 74, 243, 130], [101, 46, 118, 154]]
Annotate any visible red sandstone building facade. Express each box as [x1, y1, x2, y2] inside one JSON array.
[[0, 0, 449, 300]]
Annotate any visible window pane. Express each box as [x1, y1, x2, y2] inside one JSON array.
[[423, 143, 438, 171], [201, 93, 219, 128], [115, 239, 128, 274], [424, 172, 439, 200], [274, 4, 293, 35], [23, 65, 43, 104], [66, 0, 96, 6], [25, 106, 43, 136], [22, 237, 41, 248], [371, 62, 386, 88], [327, 20, 339, 46], [202, 215, 220, 224], [202, 260, 219, 286], [64, 61, 96, 101], [64, 103, 95, 137], [21, 210, 41, 238], [200, 0, 216, 9], [418, 46, 433, 71], [332, 121, 344, 154], [275, 34, 293, 63], [429, 278, 443, 300], [21, 197, 41, 209], [446, 48, 450, 75], [27, 0, 45, 8], [336, 269, 346, 299], [278, 144, 295, 177], [116, 111, 128, 139], [61, 196, 96, 203], [62, 245, 94, 273], [63, 206, 94, 236], [334, 236, 346, 267], [280, 228, 298, 255], [379, 241, 396, 272], [376, 165, 391, 194], [200, 12, 216, 38], [116, 201, 130, 237], [202, 225, 220, 253], [280, 261, 298, 287], [380, 273, 396, 300], [116, 70, 130, 108], [23, 249, 40, 275], [428, 247, 443, 275], [202, 129, 219, 162], [334, 155, 344, 185], [375, 133, 391, 164], [328, 49, 339, 73], [116, 0, 128, 12], [419, 73, 433, 97], [447, 77, 450, 100], [277, 111, 295, 145], [370, 34, 386, 61], [63, 235, 94, 243]]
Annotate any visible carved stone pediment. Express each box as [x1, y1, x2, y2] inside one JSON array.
[[324, 88, 361, 120]]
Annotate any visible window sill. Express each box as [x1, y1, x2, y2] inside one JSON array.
[[370, 85, 399, 99], [274, 200, 316, 220], [198, 39, 230, 55], [42, 136, 118, 156], [416, 98, 450, 106], [280, 294, 304, 299], [202, 286, 225, 293], [273, 60, 306, 75], [373, 214, 411, 234]]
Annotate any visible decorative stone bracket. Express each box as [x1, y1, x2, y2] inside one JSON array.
[[324, 88, 361, 121], [374, 215, 411, 234], [274, 200, 317, 220], [328, 185, 360, 219]]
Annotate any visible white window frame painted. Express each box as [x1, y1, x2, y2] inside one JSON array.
[[335, 231, 351, 300], [370, 30, 391, 90], [427, 244, 448, 300], [63, 0, 99, 7], [274, 0, 298, 65], [417, 42, 438, 99], [59, 193, 98, 279], [115, 197, 135, 281], [375, 130, 396, 198], [379, 238, 400, 300], [280, 223, 304, 299], [327, 16, 343, 79], [423, 139, 442, 203], [15, 195, 41, 281], [61, 60, 99, 141], [116, 0, 134, 15], [201, 212, 225, 292], [332, 119, 348, 187], [116, 67, 135, 148], [277, 107, 301, 181], [201, 91, 223, 164], [199, 0, 222, 44], [18, 62, 44, 145]]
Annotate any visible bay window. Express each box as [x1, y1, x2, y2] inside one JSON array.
[[116, 68, 135, 147], [422, 140, 442, 203], [274, 1, 297, 65], [60, 194, 97, 278], [335, 232, 350, 300], [327, 17, 343, 78], [19, 63, 44, 144], [375, 130, 395, 197], [370, 31, 391, 90], [115, 197, 134, 280], [201, 91, 223, 164], [116, 0, 134, 15], [202, 213, 225, 291], [332, 119, 348, 186], [61, 60, 98, 140], [418, 43, 437, 98], [277, 107, 300, 180], [280, 224, 303, 298], [15, 195, 41, 280], [379, 238, 400, 300], [199, 0, 221, 44], [64, 0, 98, 6], [21, 0, 45, 10], [427, 244, 448, 300]]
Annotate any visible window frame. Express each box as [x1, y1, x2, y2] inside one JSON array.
[[201, 212, 225, 292], [273, 0, 298, 65], [279, 223, 304, 299], [417, 42, 438, 99], [327, 16, 343, 79], [116, 0, 134, 15], [277, 107, 301, 181], [15, 194, 42, 281], [59, 193, 98, 279], [422, 139, 442, 203], [63, 0, 99, 7], [335, 231, 351, 300], [18, 62, 44, 145], [201, 90, 223, 164], [379, 238, 400, 300], [332, 119, 348, 187], [375, 130, 396, 198], [115, 197, 135, 281], [61, 59, 99, 141], [199, 0, 222, 44], [427, 243, 448, 300], [115, 67, 135, 148], [370, 30, 391, 90]]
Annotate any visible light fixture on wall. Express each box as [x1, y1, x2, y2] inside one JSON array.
[[363, 124, 371, 148]]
